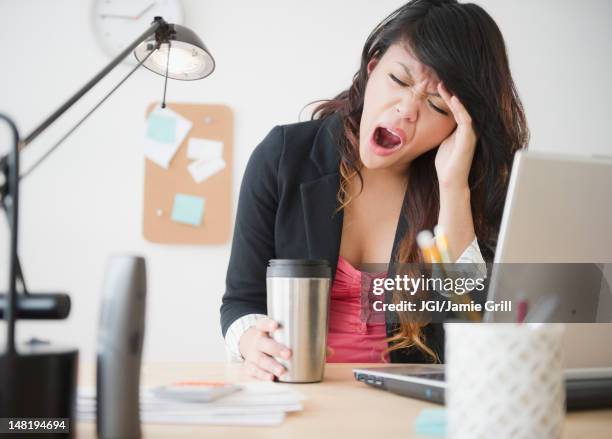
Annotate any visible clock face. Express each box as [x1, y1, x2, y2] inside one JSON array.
[[93, 0, 184, 64]]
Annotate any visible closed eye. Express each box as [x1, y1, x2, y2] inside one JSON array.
[[428, 100, 449, 116], [388, 73, 408, 87], [389, 73, 449, 116]]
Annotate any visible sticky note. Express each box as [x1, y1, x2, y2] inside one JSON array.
[[143, 106, 193, 169], [146, 114, 176, 144], [188, 158, 226, 184], [187, 138, 224, 161], [170, 194, 205, 226], [414, 408, 446, 437]]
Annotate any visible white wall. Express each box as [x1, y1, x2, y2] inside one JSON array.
[[1, 0, 611, 362]]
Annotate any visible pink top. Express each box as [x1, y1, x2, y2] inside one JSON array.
[[326, 256, 389, 363]]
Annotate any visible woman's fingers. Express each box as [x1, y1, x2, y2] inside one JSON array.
[[255, 316, 279, 332], [244, 361, 274, 381], [254, 317, 292, 359], [244, 346, 287, 381], [240, 317, 292, 381], [437, 81, 453, 108], [437, 82, 478, 154], [254, 351, 286, 377], [437, 82, 473, 126], [256, 335, 292, 360], [449, 95, 472, 126]]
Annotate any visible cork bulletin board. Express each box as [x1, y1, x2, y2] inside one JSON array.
[[142, 102, 233, 245]]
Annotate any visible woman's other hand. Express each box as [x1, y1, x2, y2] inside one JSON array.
[[434, 82, 478, 191]]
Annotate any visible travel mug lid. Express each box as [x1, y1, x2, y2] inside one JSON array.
[[267, 259, 331, 278]]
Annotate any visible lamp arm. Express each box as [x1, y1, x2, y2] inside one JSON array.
[[21, 17, 166, 149], [0, 17, 166, 198], [20, 47, 156, 181]]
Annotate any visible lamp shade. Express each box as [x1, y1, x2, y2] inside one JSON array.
[[134, 24, 215, 81]]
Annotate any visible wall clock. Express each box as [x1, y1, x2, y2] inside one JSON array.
[[93, 0, 184, 64]]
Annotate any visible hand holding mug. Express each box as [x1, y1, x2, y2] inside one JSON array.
[[239, 317, 292, 381]]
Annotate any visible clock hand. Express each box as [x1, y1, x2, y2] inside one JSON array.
[[135, 2, 157, 20], [99, 13, 141, 20], [98, 2, 156, 21]]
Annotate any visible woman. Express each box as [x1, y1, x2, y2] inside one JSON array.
[[220, 0, 528, 381]]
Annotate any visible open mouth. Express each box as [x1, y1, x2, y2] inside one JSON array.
[[373, 126, 402, 149]]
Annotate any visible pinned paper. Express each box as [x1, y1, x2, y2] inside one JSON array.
[[143, 106, 192, 169], [170, 194, 205, 226], [187, 138, 224, 162], [185, 137, 225, 183], [146, 114, 176, 144], [188, 157, 226, 184]]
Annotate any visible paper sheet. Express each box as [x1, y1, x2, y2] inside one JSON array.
[[143, 106, 192, 169], [187, 138, 224, 161], [146, 114, 176, 144], [184, 137, 226, 183], [187, 157, 226, 184]]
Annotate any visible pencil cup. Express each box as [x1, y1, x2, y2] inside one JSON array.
[[445, 323, 566, 439], [266, 259, 331, 383]]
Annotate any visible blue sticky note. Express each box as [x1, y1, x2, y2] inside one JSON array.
[[414, 408, 447, 437], [147, 113, 176, 144], [171, 194, 205, 226]]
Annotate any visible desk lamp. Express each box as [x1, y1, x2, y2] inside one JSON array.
[[0, 16, 214, 437]]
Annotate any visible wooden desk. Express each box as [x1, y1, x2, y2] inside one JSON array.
[[77, 362, 612, 438]]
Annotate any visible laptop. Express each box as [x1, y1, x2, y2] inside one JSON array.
[[353, 151, 612, 410], [352, 365, 612, 410]]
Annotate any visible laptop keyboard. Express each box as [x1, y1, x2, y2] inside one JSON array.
[[422, 373, 445, 381]]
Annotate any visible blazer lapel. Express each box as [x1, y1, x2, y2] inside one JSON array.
[[300, 113, 344, 279], [390, 187, 410, 263], [300, 175, 343, 279]]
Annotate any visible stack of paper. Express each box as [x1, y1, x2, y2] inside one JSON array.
[[77, 382, 305, 427]]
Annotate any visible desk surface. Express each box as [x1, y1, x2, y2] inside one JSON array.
[[77, 362, 612, 438]]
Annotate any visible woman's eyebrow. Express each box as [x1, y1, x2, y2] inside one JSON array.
[[395, 62, 441, 97]]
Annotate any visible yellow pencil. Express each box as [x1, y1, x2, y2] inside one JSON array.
[[416, 230, 442, 264], [433, 225, 453, 264], [417, 228, 481, 322]]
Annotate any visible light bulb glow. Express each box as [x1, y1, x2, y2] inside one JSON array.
[[134, 37, 214, 81], [150, 44, 204, 76]]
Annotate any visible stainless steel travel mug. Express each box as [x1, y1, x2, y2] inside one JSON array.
[[266, 259, 331, 383]]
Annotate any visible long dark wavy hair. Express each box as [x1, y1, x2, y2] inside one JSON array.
[[311, 0, 529, 360]]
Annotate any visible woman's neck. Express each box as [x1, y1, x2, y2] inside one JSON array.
[[359, 164, 409, 189]]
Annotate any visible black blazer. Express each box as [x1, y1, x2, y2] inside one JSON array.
[[220, 112, 447, 363]]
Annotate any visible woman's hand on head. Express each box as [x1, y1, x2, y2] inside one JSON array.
[[434, 82, 478, 191], [238, 317, 292, 381]]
